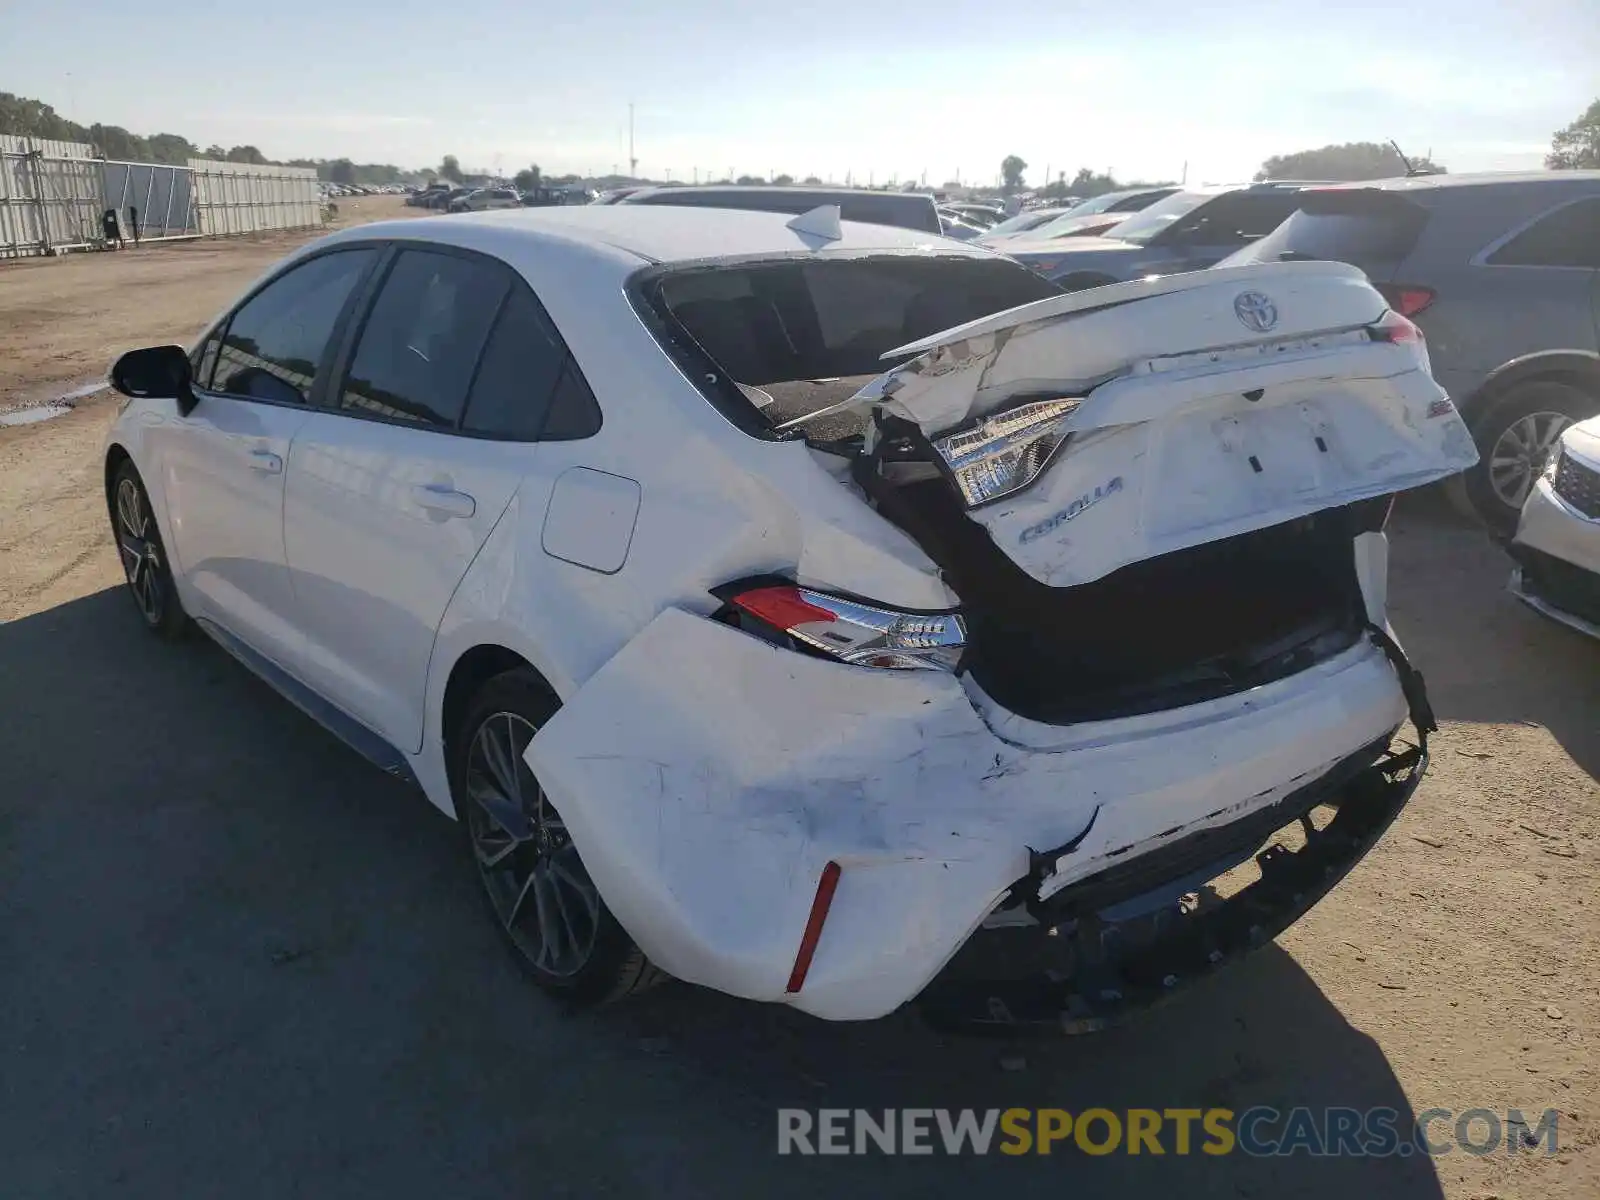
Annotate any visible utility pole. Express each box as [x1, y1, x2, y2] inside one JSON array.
[[628, 103, 637, 178], [1181, 160, 1188, 185]]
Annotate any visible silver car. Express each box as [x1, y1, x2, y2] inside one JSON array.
[[1229, 172, 1600, 531]]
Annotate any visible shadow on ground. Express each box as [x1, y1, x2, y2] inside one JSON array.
[[1387, 490, 1600, 781], [0, 586, 1453, 1199]]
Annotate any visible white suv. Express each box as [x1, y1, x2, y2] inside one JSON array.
[[104, 205, 1474, 1029]]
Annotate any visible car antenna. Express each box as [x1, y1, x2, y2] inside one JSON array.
[[1389, 139, 1436, 178]]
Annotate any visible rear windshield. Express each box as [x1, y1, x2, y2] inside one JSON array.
[[1222, 188, 1430, 273], [638, 255, 1062, 438], [627, 189, 941, 234]]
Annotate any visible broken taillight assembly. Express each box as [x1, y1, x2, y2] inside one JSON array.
[[722, 584, 966, 672], [929, 397, 1082, 508], [1368, 309, 1424, 344]]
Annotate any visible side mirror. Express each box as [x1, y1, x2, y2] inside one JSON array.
[[111, 345, 197, 415]]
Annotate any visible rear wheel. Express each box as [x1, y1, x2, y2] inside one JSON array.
[[109, 461, 187, 638], [451, 669, 664, 1007], [1465, 380, 1596, 533]]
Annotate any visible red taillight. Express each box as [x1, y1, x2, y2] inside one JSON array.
[[724, 583, 966, 672], [728, 585, 837, 631], [1369, 309, 1423, 345], [785, 861, 842, 993], [1376, 283, 1435, 318]]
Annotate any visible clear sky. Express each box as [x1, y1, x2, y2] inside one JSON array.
[[3, 0, 1596, 183]]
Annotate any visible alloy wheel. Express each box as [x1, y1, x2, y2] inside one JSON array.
[[115, 477, 165, 625], [464, 712, 601, 978], [1487, 411, 1572, 510]]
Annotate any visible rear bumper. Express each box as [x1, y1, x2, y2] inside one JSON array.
[[918, 736, 1426, 1035], [527, 608, 1419, 1021]]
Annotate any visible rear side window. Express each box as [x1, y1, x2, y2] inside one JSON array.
[[1486, 198, 1600, 268], [213, 248, 376, 403], [462, 287, 601, 440], [339, 249, 509, 428], [1224, 189, 1430, 272]]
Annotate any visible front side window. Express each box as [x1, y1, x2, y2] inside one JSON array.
[[339, 249, 509, 428], [212, 249, 376, 404], [1487, 198, 1600, 268]]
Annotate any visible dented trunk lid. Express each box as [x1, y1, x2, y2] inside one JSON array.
[[863, 261, 1478, 588]]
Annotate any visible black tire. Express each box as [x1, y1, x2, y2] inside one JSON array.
[[450, 668, 665, 1007], [108, 460, 188, 639], [1464, 380, 1597, 534]]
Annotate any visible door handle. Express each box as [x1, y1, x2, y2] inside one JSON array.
[[411, 483, 476, 519], [247, 449, 283, 475]]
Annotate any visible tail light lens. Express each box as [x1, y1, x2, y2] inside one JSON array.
[[931, 397, 1082, 508], [724, 584, 966, 672], [1375, 283, 1435, 318], [1368, 309, 1424, 345]]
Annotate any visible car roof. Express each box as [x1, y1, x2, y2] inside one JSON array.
[[1327, 170, 1600, 192], [624, 184, 934, 203], [318, 203, 976, 267]]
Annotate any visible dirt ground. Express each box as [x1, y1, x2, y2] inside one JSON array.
[[0, 204, 1596, 1199], [0, 194, 414, 413]]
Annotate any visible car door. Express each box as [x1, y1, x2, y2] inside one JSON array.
[[282, 245, 599, 754], [157, 247, 378, 669], [1470, 195, 1600, 371]]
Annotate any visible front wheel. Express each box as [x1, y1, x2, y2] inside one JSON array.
[[109, 461, 187, 638], [451, 669, 665, 1007], [1465, 380, 1596, 534]]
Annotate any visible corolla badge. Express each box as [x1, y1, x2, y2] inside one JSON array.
[[1233, 291, 1279, 333], [1019, 477, 1123, 544]]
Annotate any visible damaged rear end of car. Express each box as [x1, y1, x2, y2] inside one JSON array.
[[526, 247, 1476, 1030]]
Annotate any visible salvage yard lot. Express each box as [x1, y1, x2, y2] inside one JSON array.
[[1, 200, 1596, 1199]]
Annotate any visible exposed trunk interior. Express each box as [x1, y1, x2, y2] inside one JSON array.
[[870, 469, 1380, 724]]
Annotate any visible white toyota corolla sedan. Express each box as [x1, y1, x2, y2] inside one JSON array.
[[104, 204, 1476, 1030]]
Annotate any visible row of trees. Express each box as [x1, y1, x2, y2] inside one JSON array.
[[0, 91, 408, 184]]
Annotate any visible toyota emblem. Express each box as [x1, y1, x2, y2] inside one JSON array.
[[1233, 291, 1279, 333]]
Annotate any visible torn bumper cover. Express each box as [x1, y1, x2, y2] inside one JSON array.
[[525, 608, 1429, 1023]]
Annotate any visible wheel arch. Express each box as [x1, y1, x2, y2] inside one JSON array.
[[104, 443, 133, 512], [440, 644, 558, 775], [1463, 351, 1600, 420]]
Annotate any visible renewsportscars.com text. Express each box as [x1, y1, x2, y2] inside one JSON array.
[[776, 1106, 1561, 1157]]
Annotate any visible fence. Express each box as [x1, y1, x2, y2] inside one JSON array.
[[190, 160, 320, 236], [1, 136, 321, 258]]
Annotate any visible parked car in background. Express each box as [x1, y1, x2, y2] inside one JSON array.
[[942, 202, 1004, 228], [981, 206, 1076, 239], [428, 186, 473, 212], [1509, 415, 1600, 638], [1002, 182, 1324, 291], [101, 205, 1466, 1028], [592, 186, 648, 205], [454, 188, 523, 213], [618, 185, 943, 234], [1222, 172, 1600, 531], [937, 208, 986, 240], [983, 186, 1182, 245], [408, 184, 451, 207]]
